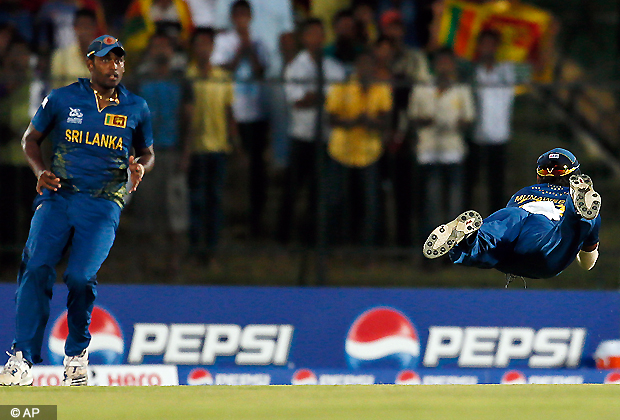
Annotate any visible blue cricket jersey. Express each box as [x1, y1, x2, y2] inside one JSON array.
[[502, 183, 600, 277], [32, 78, 153, 207]]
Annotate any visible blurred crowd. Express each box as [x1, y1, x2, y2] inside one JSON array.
[[0, 0, 556, 275]]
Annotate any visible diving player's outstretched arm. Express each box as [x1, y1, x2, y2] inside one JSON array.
[[576, 243, 599, 270], [22, 122, 61, 195]]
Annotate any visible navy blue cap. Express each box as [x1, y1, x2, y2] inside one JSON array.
[[86, 35, 125, 58], [536, 148, 580, 177]]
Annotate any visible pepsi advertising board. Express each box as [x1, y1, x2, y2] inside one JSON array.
[[0, 285, 619, 385]]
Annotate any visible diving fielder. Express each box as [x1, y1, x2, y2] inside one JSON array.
[[423, 148, 601, 283], [0, 35, 154, 386]]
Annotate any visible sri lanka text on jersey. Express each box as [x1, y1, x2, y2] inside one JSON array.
[[65, 129, 123, 150]]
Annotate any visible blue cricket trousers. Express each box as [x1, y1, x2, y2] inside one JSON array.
[[449, 194, 598, 279], [12, 190, 120, 364]]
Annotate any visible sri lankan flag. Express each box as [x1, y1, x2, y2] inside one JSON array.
[[437, 0, 551, 63], [123, 0, 194, 55], [438, 0, 484, 60]]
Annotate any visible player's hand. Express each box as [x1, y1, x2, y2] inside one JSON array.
[[128, 155, 145, 193], [36, 170, 60, 195]]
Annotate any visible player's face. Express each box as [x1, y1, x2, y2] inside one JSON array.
[[89, 51, 125, 89]]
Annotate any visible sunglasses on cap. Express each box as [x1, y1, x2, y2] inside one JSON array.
[[536, 165, 579, 177]]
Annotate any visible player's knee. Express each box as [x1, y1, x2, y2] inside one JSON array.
[[64, 270, 97, 293], [18, 263, 55, 288]]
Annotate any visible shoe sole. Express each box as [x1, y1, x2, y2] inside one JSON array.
[[570, 174, 601, 220], [423, 210, 483, 259], [0, 381, 33, 386], [63, 374, 88, 386]]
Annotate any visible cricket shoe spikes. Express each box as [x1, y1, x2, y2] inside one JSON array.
[[423, 210, 483, 259], [63, 349, 88, 386], [570, 174, 601, 220], [0, 351, 33, 386]]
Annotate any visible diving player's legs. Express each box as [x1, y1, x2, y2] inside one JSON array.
[[13, 196, 72, 365], [63, 194, 120, 358], [448, 207, 528, 269], [423, 210, 483, 259]]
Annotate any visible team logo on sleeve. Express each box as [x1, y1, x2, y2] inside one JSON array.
[[105, 113, 127, 128], [67, 108, 83, 124]]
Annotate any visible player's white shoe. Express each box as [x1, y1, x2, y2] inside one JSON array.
[[570, 174, 601, 220], [0, 351, 33, 386], [63, 349, 88, 386], [423, 210, 483, 259]]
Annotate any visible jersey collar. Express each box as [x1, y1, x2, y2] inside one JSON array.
[[78, 77, 129, 103]]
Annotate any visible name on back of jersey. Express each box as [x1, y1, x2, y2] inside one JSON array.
[[512, 194, 566, 219], [65, 129, 123, 151]]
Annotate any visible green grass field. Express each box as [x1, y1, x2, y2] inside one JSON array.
[[1, 385, 619, 420]]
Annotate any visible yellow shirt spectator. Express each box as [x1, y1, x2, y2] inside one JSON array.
[[50, 44, 90, 89], [326, 79, 392, 167], [187, 65, 234, 153]]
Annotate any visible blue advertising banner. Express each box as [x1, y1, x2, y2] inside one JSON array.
[[0, 284, 619, 384]]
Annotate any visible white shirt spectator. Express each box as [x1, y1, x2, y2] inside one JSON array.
[[215, 0, 294, 76], [211, 30, 269, 123], [409, 82, 476, 164], [184, 0, 217, 28], [474, 62, 516, 145], [285, 51, 346, 141]]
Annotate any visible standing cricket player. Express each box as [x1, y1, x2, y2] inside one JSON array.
[[423, 148, 601, 282], [0, 35, 154, 386]]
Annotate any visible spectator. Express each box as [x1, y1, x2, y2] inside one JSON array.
[[123, 0, 194, 56], [0, 22, 17, 72], [50, 9, 97, 88], [135, 23, 188, 76], [36, 0, 106, 53], [183, 28, 236, 267], [353, 1, 378, 47], [277, 18, 346, 244], [184, 0, 217, 28], [324, 8, 364, 74], [131, 31, 191, 279], [408, 47, 475, 241], [470, 28, 516, 214], [215, 0, 294, 77], [0, 0, 34, 46], [279, 31, 298, 70], [377, 0, 417, 46], [382, 9, 431, 246], [211, 0, 269, 238], [0, 38, 38, 267], [372, 35, 395, 81], [326, 52, 392, 245], [215, 0, 295, 170]]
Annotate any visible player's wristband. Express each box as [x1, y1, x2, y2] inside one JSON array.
[[576, 247, 598, 270]]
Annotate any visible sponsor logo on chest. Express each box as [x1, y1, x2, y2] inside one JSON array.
[[67, 107, 83, 124]]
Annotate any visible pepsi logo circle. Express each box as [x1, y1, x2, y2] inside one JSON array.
[[395, 370, 421, 385], [188, 368, 214, 386], [292, 369, 318, 385], [345, 307, 420, 370], [501, 370, 527, 384], [604, 371, 620, 384], [48, 306, 124, 365]]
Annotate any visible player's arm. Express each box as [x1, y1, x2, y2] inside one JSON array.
[[22, 123, 61, 195], [128, 146, 154, 193], [576, 243, 599, 270]]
